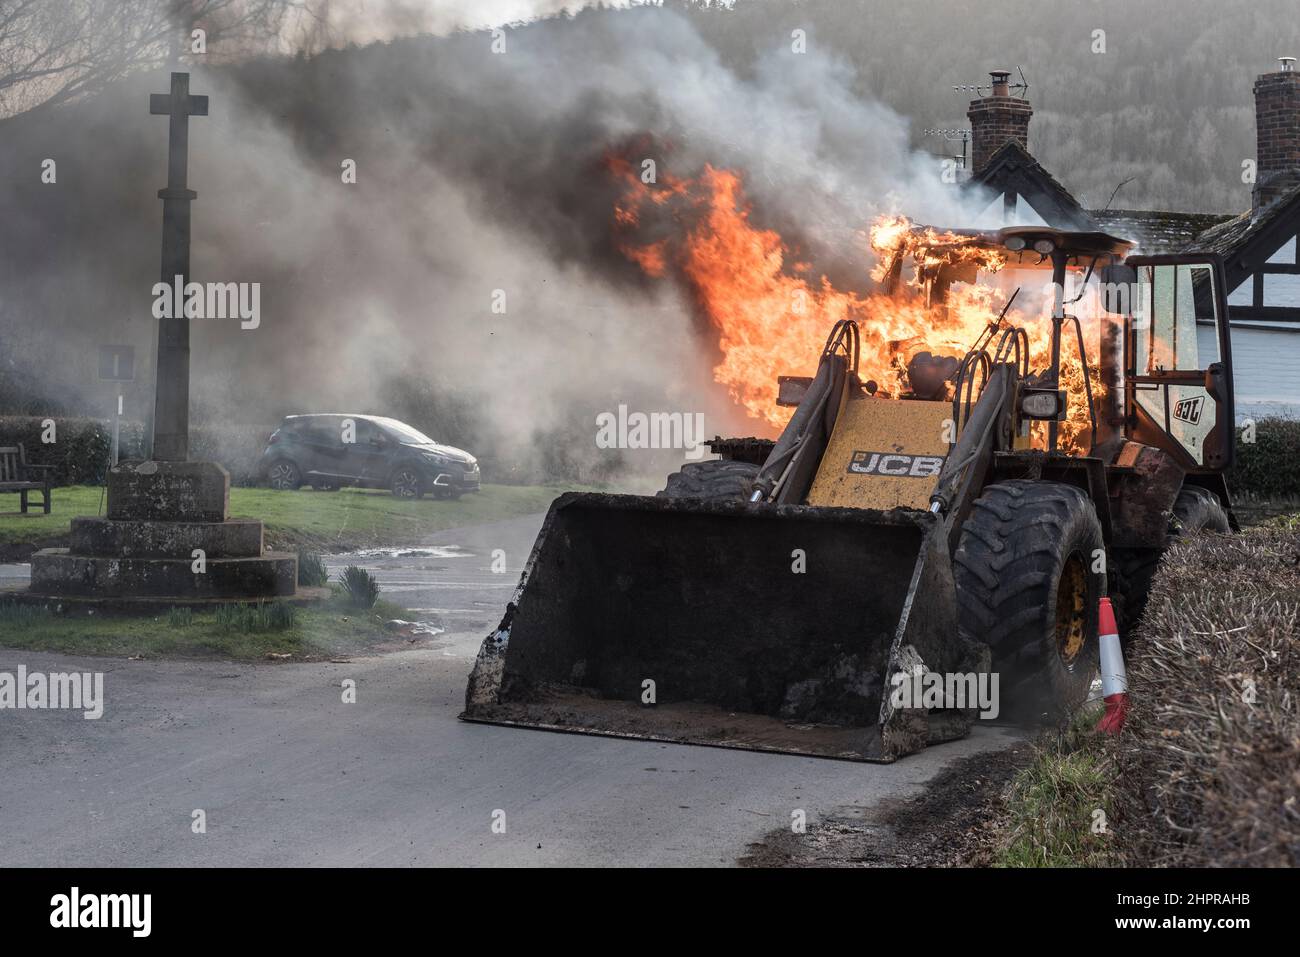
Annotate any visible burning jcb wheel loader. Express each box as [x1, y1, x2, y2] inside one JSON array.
[[463, 226, 1237, 762]]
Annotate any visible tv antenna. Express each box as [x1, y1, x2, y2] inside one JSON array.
[[923, 128, 971, 170], [954, 66, 1031, 99]]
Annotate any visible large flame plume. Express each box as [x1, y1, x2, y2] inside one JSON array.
[[609, 156, 1103, 452]]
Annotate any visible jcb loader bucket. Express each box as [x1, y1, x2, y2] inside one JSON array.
[[462, 492, 986, 762]]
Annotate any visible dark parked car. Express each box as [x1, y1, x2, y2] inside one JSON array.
[[260, 414, 480, 499]]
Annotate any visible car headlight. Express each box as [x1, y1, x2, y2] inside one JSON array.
[[422, 452, 451, 467]]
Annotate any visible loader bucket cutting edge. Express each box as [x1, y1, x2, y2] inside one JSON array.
[[461, 492, 983, 762]]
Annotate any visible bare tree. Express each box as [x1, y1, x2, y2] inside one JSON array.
[[0, 0, 327, 118]]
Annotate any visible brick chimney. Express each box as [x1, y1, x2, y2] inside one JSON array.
[[967, 69, 1033, 174], [1253, 57, 1300, 211]]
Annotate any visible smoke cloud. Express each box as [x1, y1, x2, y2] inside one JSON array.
[[0, 3, 989, 484]]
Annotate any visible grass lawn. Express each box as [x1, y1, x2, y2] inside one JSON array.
[[0, 483, 587, 552], [991, 706, 1115, 867], [0, 591, 419, 660]]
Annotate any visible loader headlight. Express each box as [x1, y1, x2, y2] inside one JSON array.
[[1032, 238, 1056, 255], [1020, 389, 1066, 421]]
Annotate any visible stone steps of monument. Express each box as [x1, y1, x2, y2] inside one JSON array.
[[29, 549, 297, 599], [70, 517, 265, 559]]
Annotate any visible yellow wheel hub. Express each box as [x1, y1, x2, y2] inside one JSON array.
[[1056, 557, 1087, 665]]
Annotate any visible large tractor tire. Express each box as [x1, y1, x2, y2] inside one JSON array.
[[657, 460, 759, 502], [1113, 485, 1230, 634], [1169, 485, 1231, 537], [954, 480, 1105, 722]]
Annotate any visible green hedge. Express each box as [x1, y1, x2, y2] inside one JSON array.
[[0, 416, 146, 485], [0, 416, 272, 486], [1229, 416, 1300, 501]]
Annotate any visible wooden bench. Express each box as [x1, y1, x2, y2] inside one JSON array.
[[0, 444, 54, 514]]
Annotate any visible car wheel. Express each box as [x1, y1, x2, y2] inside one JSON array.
[[391, 467, 423, 500], [267, 460, 302, 491]]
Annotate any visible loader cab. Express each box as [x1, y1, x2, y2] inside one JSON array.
[[996, 228, 1135, 453], [918, 227, 1135, 455], [1102, 255, 1235, 471]]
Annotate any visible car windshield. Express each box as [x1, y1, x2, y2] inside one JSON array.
[[378, 419, 436, 445]]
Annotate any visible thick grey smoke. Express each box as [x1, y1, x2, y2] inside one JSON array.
[[314, 0, 663, 45], [0, 3, 988, 483]]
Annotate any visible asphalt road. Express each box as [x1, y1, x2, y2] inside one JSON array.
[[0, 513, 1021, 866]]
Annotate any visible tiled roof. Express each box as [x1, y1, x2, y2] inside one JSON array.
[[967, 141, 1300, 267], [1086, 209, 1237, 255], [966, 140, 1094, 230], [1184, 182, 1300, 258]]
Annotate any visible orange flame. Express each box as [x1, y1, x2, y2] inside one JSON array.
[[610, 159, 1102, 452]]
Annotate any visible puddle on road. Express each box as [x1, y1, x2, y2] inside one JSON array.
[[313, 543, 500, 657], [337, 545, 474, 561], [384, 619, 447, 637], [365, 616, 456, 654], [0, 563, 31, 582]]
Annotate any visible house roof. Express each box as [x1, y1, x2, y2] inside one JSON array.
[[1185, 182, 1300, 260], [1190, 210, 1255, 257], [965, 141, 1300, 276], [966, 140, 1095, 230], [1086, 209, 1236, 255]]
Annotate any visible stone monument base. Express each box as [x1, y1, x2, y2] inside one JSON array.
[[29, 460, 299, 601]]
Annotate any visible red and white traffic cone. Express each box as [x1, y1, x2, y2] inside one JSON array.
[[1095, 596, 1129, 734]]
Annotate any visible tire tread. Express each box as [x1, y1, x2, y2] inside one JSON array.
[[954, 480, 1105, 721]]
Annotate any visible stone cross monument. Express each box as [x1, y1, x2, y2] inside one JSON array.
[[149, 71, 208, 462], [27, 73, 299, 605]]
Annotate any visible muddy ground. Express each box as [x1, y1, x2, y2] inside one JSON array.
[[739, 744, 1032, 866]]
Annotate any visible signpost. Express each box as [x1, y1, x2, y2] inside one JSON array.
[[97, 344, 135, 466]]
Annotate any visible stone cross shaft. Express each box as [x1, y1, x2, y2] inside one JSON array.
[[149, 72, 208, 462]]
